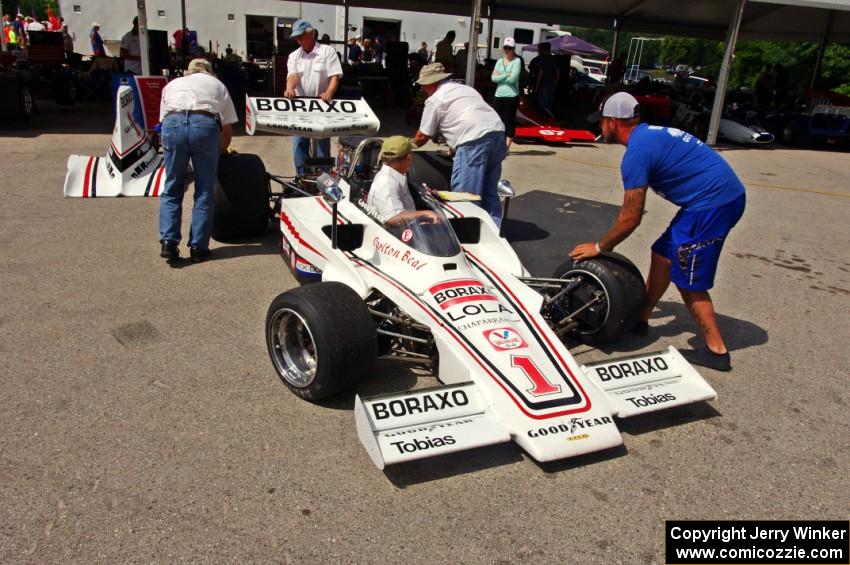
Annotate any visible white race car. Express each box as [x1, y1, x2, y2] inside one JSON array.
[[63, 92, 717, 470], [239, 99, 718, 470]]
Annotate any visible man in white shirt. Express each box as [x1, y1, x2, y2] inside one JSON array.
[[412, 63, 506, 224], [120, 17, 142, 75], [158, 59, 238, 263], [284, 19, 343, 174], [367, 136, 440, 226]]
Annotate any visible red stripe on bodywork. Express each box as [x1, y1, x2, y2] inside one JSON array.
[[437, 294, 498, 310], [350, 257, 591, 420], [151, 167, 165, 197], [280, 210, 327, 260], [82, 156, 94, 198], [429, 279, 484, 293]]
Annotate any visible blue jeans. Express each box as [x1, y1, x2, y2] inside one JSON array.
[[159, 113, 221, 249], [292, 136, 331, 174], [451, 131, 506, 225], [537, 86, 555, 115]]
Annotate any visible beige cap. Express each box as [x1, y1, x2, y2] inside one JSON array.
[[416, 63, 452, 85], [186, 58, 214, 76], [381, 136, 414, 160]]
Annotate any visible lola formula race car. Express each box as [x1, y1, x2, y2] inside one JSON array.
[[238, 98, 718, 470], [62, 91, 717, 470]]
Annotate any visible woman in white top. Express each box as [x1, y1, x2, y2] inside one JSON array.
[[491, 37, 522, 151]]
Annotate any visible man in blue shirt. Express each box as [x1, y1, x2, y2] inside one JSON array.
[[570, 92, 746, 371]]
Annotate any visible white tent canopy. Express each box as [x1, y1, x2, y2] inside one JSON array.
[[134, 0, 850, 144]]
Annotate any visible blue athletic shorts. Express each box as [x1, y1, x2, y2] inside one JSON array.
[[651, 194, 746, 291]]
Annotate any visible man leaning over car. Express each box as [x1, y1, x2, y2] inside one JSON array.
[[411, 63, 506, 225], [570, 92, 746, 372], [158, 58, 238, 263]]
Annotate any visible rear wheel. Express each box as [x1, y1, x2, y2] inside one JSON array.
[[551, 252, 646, 345], [266, 282, 378, 401], [212, 153, 270, 241]]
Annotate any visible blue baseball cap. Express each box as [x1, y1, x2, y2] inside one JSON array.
[[290, 19, 313, 38]]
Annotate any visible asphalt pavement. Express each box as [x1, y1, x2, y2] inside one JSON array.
[[1, 102, 848, 563]]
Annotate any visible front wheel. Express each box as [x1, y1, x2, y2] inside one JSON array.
[[551, 252, 646, 345], [265, 282, 378, 401]]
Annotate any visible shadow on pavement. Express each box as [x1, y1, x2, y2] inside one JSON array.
[[617, 401, 722, 436], [507, 148, 557, 156], [314, 359, 422, 412], [534, 444, 628, 474], [504, 190, 621, 277], [384, 443, 524, 487], [593, 300, 769, 355], [211, 228, 282, 260]]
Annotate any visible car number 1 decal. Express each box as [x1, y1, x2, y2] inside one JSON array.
[[512, 355, 562, 396]]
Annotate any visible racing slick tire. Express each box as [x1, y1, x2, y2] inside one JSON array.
[[266, 282, 378, 401], [552, 252, 646, 346], [212, 153, 270, 241]]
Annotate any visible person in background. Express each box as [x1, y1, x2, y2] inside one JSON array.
[[417, 41, 429, 60], [491, 37, 521, 153], [3, 19, 18, 51], [412, 63, 506, 224], [283, 19, 343, 173], [532, 41, 559, 116], [120, 16, 142, 75], [347, 36, 362, 65], [366, 136, 441, 226], [434, 30, 455, 72], [25, 16, 45, 33], [455, 42, 469, 80], [13, 14, 26, 48], [362, 37, 373, 62], [90, 22, 105, 57], [572, 92, 746, 372], [373, 36, 384, 65], [158, 58, 238, 264], [62, 23, 74, 56], [319, 33, 331, 45]]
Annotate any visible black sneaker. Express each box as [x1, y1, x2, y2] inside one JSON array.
[[160, 240, 179, 260], [631, 320, 649, 337], [190, 247, 211, 263], [680, 347, 732, 372]]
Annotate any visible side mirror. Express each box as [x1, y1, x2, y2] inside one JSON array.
[[497, 179, 515, 199], [496, 179, 515, 238], [317, 173, 344, 204]]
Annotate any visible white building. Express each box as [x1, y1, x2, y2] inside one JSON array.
[[59, 0, 566, 60]]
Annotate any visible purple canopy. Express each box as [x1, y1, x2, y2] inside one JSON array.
[[521, 34, 608, 57]]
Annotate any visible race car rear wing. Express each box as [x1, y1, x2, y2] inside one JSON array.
[[580, 346, 717, 418], [354, 382, 510, 469], [245, 96, 380, 138]]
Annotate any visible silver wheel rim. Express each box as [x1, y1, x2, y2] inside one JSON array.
[[560, 268, 610, 335], [268, 308, 318, 388]]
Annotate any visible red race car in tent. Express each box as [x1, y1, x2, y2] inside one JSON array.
[[514, 99, 598, 144]]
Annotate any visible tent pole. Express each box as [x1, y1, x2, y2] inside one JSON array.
[[466, 0, 482, 85], [486, 3, 494, 62], [611, 17, 619, 58], [706, 0, 746, 146], [810, 10, 834, 89], [343, 0, 349, 56], [137, 0, 151, 76], [180, 0, 187, 68]]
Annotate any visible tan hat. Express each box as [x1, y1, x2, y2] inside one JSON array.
[[416, 63, 452, 85], [381, 136, 414, 160], [186, 58, 214, 76]]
